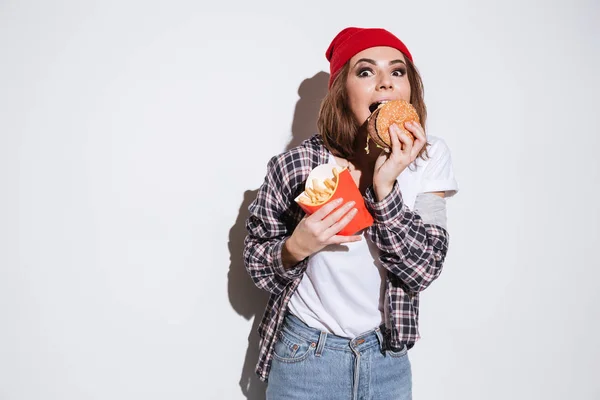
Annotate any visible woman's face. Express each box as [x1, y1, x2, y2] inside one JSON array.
[[345, 46, 412, 126]]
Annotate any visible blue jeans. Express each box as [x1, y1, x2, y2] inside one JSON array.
[[266, 312, 412, 400]]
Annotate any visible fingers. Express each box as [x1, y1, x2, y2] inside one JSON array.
[[389, 123, 403, 154], [321, 200, 356, 228], [323, 205, 358, 237], [328, 234, 362, 245], [309, 197, 344, 220], [406, 120, 426, 142], [390, 124, 413, 155], [404, 121, 426, 158], [307, 198, 358, 237]]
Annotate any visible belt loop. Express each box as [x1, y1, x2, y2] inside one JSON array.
[[375, 327, 385, 353], [315, 331, 327, 357]]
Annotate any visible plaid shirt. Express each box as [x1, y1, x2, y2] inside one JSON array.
[[243, 134, 450, 382]]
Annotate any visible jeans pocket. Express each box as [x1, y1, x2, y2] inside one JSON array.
[[272, 329, 314, 363], [386, 343, 408, 358]]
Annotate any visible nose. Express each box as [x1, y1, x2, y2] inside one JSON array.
[[377, 74, 393, 90]]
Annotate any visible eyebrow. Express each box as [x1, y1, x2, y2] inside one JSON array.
[[353, 58, 406, 68]]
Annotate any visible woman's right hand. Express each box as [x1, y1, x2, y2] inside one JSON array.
[[282, 198, 362, 268]]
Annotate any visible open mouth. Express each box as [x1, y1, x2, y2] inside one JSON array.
[[368, 100, 390, 114]]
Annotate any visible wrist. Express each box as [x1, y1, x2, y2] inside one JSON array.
[[373, 183, 393, 202], [282, 237, 307, 269]]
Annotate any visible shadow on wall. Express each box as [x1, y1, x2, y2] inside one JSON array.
[[227, 71, 329, 400]]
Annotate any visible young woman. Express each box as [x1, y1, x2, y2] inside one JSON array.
[[244, 26, 459, 400]]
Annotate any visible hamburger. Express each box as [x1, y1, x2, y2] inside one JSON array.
[[365, 99, 420, 153]]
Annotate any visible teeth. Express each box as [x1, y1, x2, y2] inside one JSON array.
[[369, 100, 389, 113]]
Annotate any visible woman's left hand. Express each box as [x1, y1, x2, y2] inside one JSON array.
[[373, 121, 427, 201]]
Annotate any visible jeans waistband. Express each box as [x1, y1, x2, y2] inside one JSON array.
[[282, 312, 395, 353]]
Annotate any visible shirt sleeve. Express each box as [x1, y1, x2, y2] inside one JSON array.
[[414, 193, 447, 229], [243, 155, 307, 296], [419, 138, 459, 197], [364, 183, 449, 294]]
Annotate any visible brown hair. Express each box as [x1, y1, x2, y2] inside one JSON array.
[[318, 56, 430, 163]]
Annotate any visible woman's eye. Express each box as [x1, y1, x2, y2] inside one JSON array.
[[392, 69, 406, 77], [357, 68, 373, 77]]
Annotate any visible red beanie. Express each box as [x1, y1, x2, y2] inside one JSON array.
[[326, 27, 413, 88]]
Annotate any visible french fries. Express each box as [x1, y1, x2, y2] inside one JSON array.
[[297, 167, 343, 206]]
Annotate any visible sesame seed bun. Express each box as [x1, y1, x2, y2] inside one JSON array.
[[366, 99, 419, 149]]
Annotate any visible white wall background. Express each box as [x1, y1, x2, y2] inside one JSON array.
[[1, 0, 599, 399]]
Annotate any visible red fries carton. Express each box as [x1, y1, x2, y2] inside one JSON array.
[[294, 164, 374, 236]]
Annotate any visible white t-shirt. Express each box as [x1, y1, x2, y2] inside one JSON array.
[[287, 135, 459, 338]]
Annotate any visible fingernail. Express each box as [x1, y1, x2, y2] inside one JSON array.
[[348, 201, 356, 207], [335, 198, 343, 204], [352, 208, 358, 214]]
